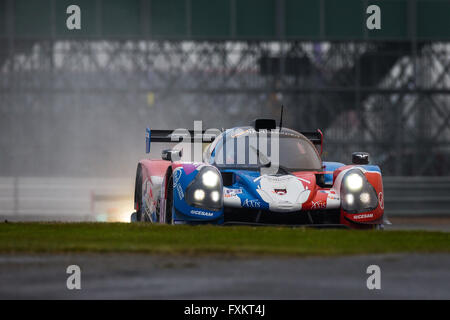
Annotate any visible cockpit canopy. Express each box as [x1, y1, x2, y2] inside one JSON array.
[[205, 127, 322, 172]]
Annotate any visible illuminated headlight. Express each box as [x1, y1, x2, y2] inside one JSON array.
[[211, 191, 220, 202], [360, 192, 370, 204], [345, 173, 363, 192], [340, 169, 378, 214], [194, 189, 205, 201], [345, 194, 354, 206], [202, 170, 220, 187], [185, 167, 223, 211]]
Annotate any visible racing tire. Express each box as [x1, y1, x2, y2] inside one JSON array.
[[165, 175, 174, 225], [135, 166, 144, 222]]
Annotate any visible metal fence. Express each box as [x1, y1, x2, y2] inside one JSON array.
[[383, 176, 450, 217], [0, 176, 449, 222]]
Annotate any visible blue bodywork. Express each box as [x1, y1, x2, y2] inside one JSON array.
[[170, 166, 270, 224], [322, 161, 381, 183], [322, 161, 345, 184], [145, 128, 151, 153], [171, 166, 224, 224], [221, 169, 270, 210]]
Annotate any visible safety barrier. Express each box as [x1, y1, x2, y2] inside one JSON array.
[[0, 177, 134, 221], [383, 176, 450, 216]]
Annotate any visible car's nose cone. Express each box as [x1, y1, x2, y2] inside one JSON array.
[[256, 175, 312, 212]]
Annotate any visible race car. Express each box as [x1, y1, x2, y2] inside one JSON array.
[[131, 118, 387, 229]]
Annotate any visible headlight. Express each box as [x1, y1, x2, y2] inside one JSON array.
[[194, 189, 205, 201], [359, 192, 370, 204], [202, 170, 219, 187], [345, 173, 363, 192], [341, 170, 378, 213], [211, 191, 220, 202], [345, 194, 354, 206], [185, 167, 223, 211]]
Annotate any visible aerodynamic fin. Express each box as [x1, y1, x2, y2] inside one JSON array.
[[145, 128, 219, 154]]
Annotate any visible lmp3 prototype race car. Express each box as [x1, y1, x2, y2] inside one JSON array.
[[131, 118, 387, 229]]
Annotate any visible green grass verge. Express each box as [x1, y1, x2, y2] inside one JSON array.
[[0, 222, 449, 256]]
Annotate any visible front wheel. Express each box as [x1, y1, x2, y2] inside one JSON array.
[[135, 166, 144, 222], [165, 175, 174, 225]]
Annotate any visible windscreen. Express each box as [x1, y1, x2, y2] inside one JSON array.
[[209, 128, 322, 171]]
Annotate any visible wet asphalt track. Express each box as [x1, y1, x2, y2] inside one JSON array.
[[0, 253, 449, 299], [1, 217, 449, 299]]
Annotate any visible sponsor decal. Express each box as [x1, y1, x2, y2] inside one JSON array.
[[311, 200, 326, 209], [242, 198, 261, 208], [142, 179, 156, 214], [190, 209, 214, 217], [173, 168, 183, 186], [143, 179, 153, 199], [176, 184, 184, 200], [353, 213, 374, 219], [224, 188, 243, 196], [273, 188, 287, 195], [327, 194, 339, 200], [172, 169, 184, 200], [378, 192, 384, 210]]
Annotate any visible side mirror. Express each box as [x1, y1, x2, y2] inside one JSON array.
[[352, 152, 369, 165], [162, 149, 182, 162]]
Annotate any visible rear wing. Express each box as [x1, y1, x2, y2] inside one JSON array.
[[301, 129, 324, 155], [145, 128, 219, 153], [146, 128, 324, 155], [300, 131, 322, 145]]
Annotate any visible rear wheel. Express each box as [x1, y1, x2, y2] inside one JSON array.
[[165, 175, 174, 224]]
